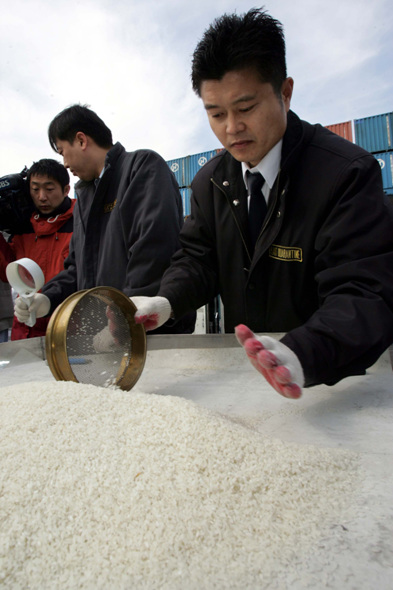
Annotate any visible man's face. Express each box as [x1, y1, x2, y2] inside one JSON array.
[[56, 137, 91, 181], [201, 69, 293, 167], [29, 175, 70, 215]]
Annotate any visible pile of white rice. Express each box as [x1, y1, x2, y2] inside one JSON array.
[[0, 381, 359, 589]]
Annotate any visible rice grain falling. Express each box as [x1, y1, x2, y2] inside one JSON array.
[[0, 381, 360, 589]]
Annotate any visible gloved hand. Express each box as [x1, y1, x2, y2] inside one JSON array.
[[235, 324, 304, 399], [130, 296, 172, 331], [14, 293, 51, 325], [92, 325, 117, 353], [92, 305, 128, 353]]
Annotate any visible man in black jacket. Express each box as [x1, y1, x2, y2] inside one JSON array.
[[14, 104, 195, 334], [130, 8, 393, 398]]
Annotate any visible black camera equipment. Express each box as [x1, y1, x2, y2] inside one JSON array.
[[0, 167, 34, 234]]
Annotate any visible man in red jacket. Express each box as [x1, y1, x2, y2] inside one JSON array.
[[0, 159, 75, 340]]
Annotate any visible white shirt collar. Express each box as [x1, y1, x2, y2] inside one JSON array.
[[241, 139, 282, 194], [94, 166, 105, 187]]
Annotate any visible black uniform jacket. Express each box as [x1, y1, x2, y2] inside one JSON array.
[[43, 143, 195, 334], [158, 111, 393, 385]]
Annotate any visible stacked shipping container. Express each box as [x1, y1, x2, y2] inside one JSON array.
[[166, 149, 223, 333], [325, 121, 353, 142], [354, 112, 392, 153], [326, 112, 393, 196], [354, 112, 393, 197], [374, 151, 393, 196], [166, 149, 222, 217]]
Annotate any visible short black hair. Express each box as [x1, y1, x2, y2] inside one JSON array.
[[27, 159, 70, 190], [48, 104, 113, 152], [191, 7, 287, 96]]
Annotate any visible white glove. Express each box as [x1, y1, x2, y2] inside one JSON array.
[[14, 293, 51, 325], [235, 324, 304, 399], [130, 296, 172, 331]]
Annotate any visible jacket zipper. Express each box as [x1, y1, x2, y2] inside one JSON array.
[[210, 177, 253, 264]]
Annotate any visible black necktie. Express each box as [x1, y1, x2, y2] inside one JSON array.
[[247, 170, 266, 248]]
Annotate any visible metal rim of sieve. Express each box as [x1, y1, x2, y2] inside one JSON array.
[[45, 286, 146, 391]]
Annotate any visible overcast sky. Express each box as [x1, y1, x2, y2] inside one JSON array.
[[0, 0, 392, 189]]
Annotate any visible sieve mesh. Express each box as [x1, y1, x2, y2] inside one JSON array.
[[65, 292, 133, 388]]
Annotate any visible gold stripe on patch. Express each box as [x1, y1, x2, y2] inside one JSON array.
[[104, 199, 117, 213], [269, 244, 303, 262]]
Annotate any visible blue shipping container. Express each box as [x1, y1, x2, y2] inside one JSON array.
[[354, 112, 393, 154], [167, 149, 223, 187], [374, 152, 393, 195], [180, 187, 192, 217], [187, 150, 219, 186], [166, 157, 188, 187]]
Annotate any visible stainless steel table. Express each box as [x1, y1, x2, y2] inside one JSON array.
[[1, 335, 392, 588]]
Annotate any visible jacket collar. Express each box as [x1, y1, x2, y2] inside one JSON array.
[[30, 197, 75, 235], [33, 195, 72, 218], [75, 142, 126, 191], [280, 110, 314, 173], [103, 142, 125, 170]]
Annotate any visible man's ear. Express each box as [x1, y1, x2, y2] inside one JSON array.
[[75, 131, 88, 150], [64, 184, 71, 197], [281, 77, 294, 112]]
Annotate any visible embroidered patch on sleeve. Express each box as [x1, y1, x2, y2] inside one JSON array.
[[104, 199, 117, 214], [269, 244, 303, 262]]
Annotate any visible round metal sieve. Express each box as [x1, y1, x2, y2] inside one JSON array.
[[45, 287, 146, 390]]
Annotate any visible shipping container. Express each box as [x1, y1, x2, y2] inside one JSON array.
[[354, 112, 393, 153], [166, 156, 188, 187], [180, 187, 192, 217], [325, 121, 353, 142], [167, 150, 221, 187], [374, 151, 393, 195], [187, 150, 220, 186]]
